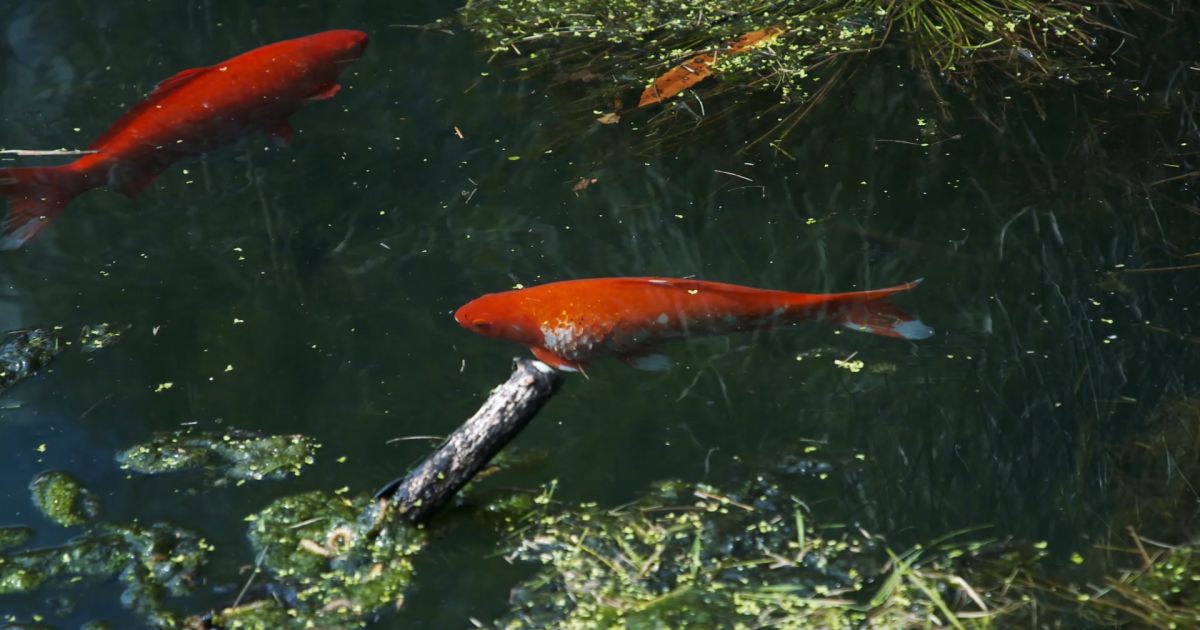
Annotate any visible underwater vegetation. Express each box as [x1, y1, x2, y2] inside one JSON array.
[[3, 471, 210, 628]]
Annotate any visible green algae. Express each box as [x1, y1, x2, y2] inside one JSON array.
[[29, 471, 100, 528], [117, 428, 320, 482], [199, 491, 427, 629]]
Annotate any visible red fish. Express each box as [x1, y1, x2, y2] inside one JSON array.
[[455, 277, 933, 372], [0, 29, 369, 249]]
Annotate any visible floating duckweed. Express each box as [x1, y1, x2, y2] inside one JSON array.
[[29, 471, 100, 528], [117, 428, 320, 482]]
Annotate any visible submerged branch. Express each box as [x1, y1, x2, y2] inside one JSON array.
[[379, 358, 564, 524]]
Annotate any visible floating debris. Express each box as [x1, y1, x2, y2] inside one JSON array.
[[29, 471, 101, 528], [117, 428, 320, 482]]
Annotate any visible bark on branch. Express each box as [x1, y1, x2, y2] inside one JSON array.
[[380, 358, 564, 524]]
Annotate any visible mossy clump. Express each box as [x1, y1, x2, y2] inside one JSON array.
[[117, 428, 320, 482], [201, 491, 427, 628], [0, 521, 210, 626], [29, 470, 100, 527], [496, 477, 1044, 628]]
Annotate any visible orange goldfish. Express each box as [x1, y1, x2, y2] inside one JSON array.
[[455, 277, 933, 372], [0, 29, 368, 249]]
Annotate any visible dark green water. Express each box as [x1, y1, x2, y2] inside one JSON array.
[[2, 1, 1198, 626]]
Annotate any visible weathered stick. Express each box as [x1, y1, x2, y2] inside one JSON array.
[[381, 358, 564, 523], [0, 148, 97, 156]]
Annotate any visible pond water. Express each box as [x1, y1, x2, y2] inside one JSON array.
[[1, 1, 1198, 626]]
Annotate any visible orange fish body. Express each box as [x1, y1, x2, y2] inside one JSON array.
[[455, 277, 933, 372], [0, 29, 368, 249]]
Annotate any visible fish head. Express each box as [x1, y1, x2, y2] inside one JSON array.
[[308, 29, 369, 67], [455, 293, 540, 346]]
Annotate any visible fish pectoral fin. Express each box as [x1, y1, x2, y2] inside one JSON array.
[[530, 347, 584, 373], [267, 120, 295, 146], [830, 302, 934, 340], [622, 352, 673, 372], [305, 83, 342, 101]]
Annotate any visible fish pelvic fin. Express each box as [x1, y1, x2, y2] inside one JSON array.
[[622, 352, 673, 371], [829, 301, 934, 340], [0, 165, 86, 250], [530, 346, 586, 374]]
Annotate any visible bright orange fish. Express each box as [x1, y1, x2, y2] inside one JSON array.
[[0, 29, 368, 249], [455, 277, 933, 372]]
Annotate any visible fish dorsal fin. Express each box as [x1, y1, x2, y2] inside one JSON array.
[[154, 66, 211, 93], [88, 65, 213, 150]]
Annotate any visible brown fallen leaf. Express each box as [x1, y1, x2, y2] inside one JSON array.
[[597, 112, 621, 124], [727, 26, 785, 53], [572, 177, 599, 194], [638, 52, 715, 107], [637, 25, 785, 108]]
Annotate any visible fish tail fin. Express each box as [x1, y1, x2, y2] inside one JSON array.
[[803, 279, 933, 340], [0, 165, 85, 250], [829, 300, 934, 340]]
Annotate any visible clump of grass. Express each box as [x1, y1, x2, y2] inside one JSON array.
[[496, 477, 1042, 628], [458, 0, 1142, 144], [495, 476, 1200, 628]]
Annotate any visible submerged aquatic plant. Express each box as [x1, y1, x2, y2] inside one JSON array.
[[458, 0, 1143, 144], [4, 470, 210, 627]]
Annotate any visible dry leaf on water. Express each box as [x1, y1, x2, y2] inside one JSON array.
[[572, 178, 599, 193], [637, 53, 715, 107], [727, 26, 785, 53], [637, 25, 784, 108]]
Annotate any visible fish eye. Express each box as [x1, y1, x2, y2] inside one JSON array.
[[472, 319, 491, 330]]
